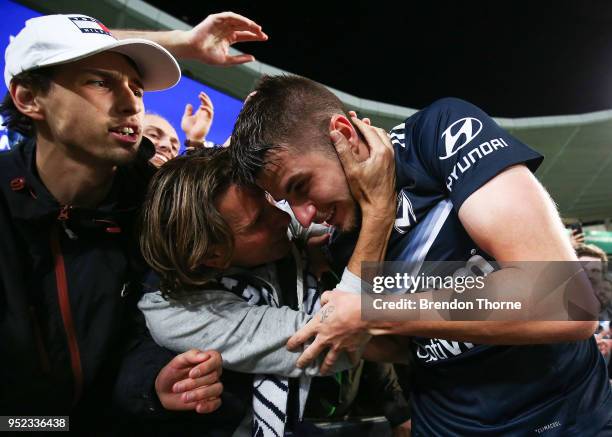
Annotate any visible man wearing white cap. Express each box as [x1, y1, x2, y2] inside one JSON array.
[[0, 12, 265, 433]]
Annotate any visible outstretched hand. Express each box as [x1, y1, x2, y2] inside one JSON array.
[[184, 12, 268, 65], [182, 91, 214, 142]]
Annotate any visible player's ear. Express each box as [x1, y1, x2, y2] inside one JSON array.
[[329, 114, 369, 161]]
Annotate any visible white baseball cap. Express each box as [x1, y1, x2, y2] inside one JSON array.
[[4, 14, 181, 91]]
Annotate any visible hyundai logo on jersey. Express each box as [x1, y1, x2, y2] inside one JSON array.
[[439, 117, 483, 160]]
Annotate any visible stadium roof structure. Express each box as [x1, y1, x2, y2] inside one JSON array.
[[20, 0, 612, 223]]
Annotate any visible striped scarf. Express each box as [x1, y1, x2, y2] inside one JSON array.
[[221, 246, 320, 437]]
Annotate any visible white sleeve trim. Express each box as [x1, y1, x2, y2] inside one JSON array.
[[336, 268, 372, 294]]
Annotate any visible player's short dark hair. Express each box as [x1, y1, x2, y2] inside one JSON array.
[[231, 74, 347, 184], [0, 67, 54, 137]]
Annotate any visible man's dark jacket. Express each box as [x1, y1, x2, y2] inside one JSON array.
[[0, 139, 249, 433]]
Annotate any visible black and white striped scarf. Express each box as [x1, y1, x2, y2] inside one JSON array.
[[221, 247, 320, 437]]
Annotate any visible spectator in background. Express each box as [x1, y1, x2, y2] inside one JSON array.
[[569, 228, 585, 249], [596, 335, 611, 364], [144, 113, 180, 167], [183, 91, 217, 150], [595, 320, 612, 383], [596, 326, 611, 362], [576, 243, 610, 318], [577, 244, 608, 285], [145, 91, 217, 168], [597, 279, 612, 321], [575, 241, 612, 382]]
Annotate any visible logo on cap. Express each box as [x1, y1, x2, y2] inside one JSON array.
[[69, 16, 112, 36]]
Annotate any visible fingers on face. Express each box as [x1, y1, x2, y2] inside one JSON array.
[[376, 127, 394, 152], [331, 130, 358, 170], [365, 126, 394, 162], [330, 129, 348, 151], [350, 115, 367, 132], [347, 111, 370, 125], [364, 123, 386, 151], [349, 116, 392, 153], [351, 117, 381, 151]]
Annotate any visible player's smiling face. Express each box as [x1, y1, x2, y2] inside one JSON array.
[[258, 147, 359, 232]]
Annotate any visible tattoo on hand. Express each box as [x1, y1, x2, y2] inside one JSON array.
[[320, 305, 335, 323]]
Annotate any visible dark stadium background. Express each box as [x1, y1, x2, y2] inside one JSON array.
[[148, 0, 612, 117]]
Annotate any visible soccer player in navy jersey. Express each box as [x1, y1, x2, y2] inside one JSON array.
[[231, 74, 612, 435]]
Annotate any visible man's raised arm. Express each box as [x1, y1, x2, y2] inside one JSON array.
[[113, 12, 267, 66]]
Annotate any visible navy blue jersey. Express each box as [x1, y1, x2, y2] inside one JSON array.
[[331, 98, 612, 435]]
